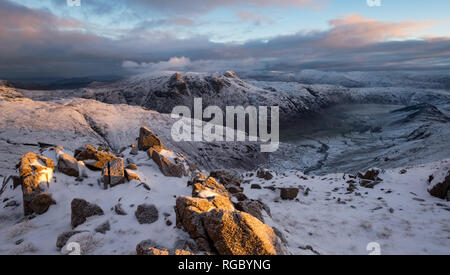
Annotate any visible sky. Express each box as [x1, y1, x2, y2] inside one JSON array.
[[1, 0, 450, 79]]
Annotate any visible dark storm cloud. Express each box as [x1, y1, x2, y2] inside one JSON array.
[[0, 1, 449, 79]]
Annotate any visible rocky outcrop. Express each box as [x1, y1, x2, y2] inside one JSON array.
[[202, 209, 284, 255], [135, 204, 159, 224], [74, 144, 117, 170], [357, 168, 383, 188], [175, 172, 285, 255], [71, 198, 104, 228], [19, 152, 55, 216], [102, 158, 125, 188], [138, 126, 166, 151]]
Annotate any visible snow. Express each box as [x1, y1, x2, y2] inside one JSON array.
[[243, 160, 450, 255]]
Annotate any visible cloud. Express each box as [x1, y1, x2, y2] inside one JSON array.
[[122, 57, 192, 71], [131, 0, 327, 14], [236, 12, 274, 25], [0, 1, 448, 79], [321, 14, 433, 48]]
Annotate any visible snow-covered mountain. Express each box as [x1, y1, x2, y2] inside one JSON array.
[[1, 72, 449, 255]]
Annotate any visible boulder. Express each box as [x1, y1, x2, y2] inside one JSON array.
[[19, 152, 55, 216], [57, 151, 80, 177], [126, 163, 138, 170], [28, 193, 56, 215], [138, 126, 166, 151], [71, 199, 104, 228], [280, 188, 299, 200], [102, 158, 125, 188], [257, 169, 273, 180], [74, 144, 117, 170], [149, 148, 190, 178], [135, 204, 159, 224], [428, 169, 450, 200], [235, 200, 268, 222], [192, 174, 230, 199], [202, 209, 284, 255], [174, 195, 234, 251], [210, 170, 241, 187]]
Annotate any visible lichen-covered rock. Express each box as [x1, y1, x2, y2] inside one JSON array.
[[192, 175, 230, 199], [202, 209, 284, 255], [174, 195, 234, 251], [74, 144, 117, 170], [102, 158, 125, 188], [125, 169, 141, 182], [138, 126, 166, 151], [135, 204, 159, 224], [19, 152, 55, 216], [71, 198, 104, 228]]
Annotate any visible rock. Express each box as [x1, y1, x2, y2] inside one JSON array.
[[74, 144, 117, 170], [149, 148, 190, 178], [19, 152, 55, 216], [61, 232, 100, 255], [56, 231, 85, 249], [202, 209, 284, 255], [227, 185, 243, 194], [57, 152, 80, 177], [251, 184, 262, 189], [135, 204, 159, 224], [114, 203, 127, 215], [4, 200, 19, 208], [358, 168, 382, 181], [257, 169, 273, 180], [138, 126, 166, 151], [280, 188, 299, 200], [126, 163, 138, 170], [174, 195, 234, 251], [71, 199, 104, 228], [136, 240, 194, 255], [235, 200, 267, 222], [210, 170, 241, 187], [233, 192, 248, 201], [28, 193, 56, 215], [428, 169, 450, 200], [192, 174, 230, 199], [130, 144, 139, 155], [125, 169, 141, 182], [102, 158, 125, 188], [95, 221, 111, 234]]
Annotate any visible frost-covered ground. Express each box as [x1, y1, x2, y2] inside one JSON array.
[[0, 146, 448, 255]]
